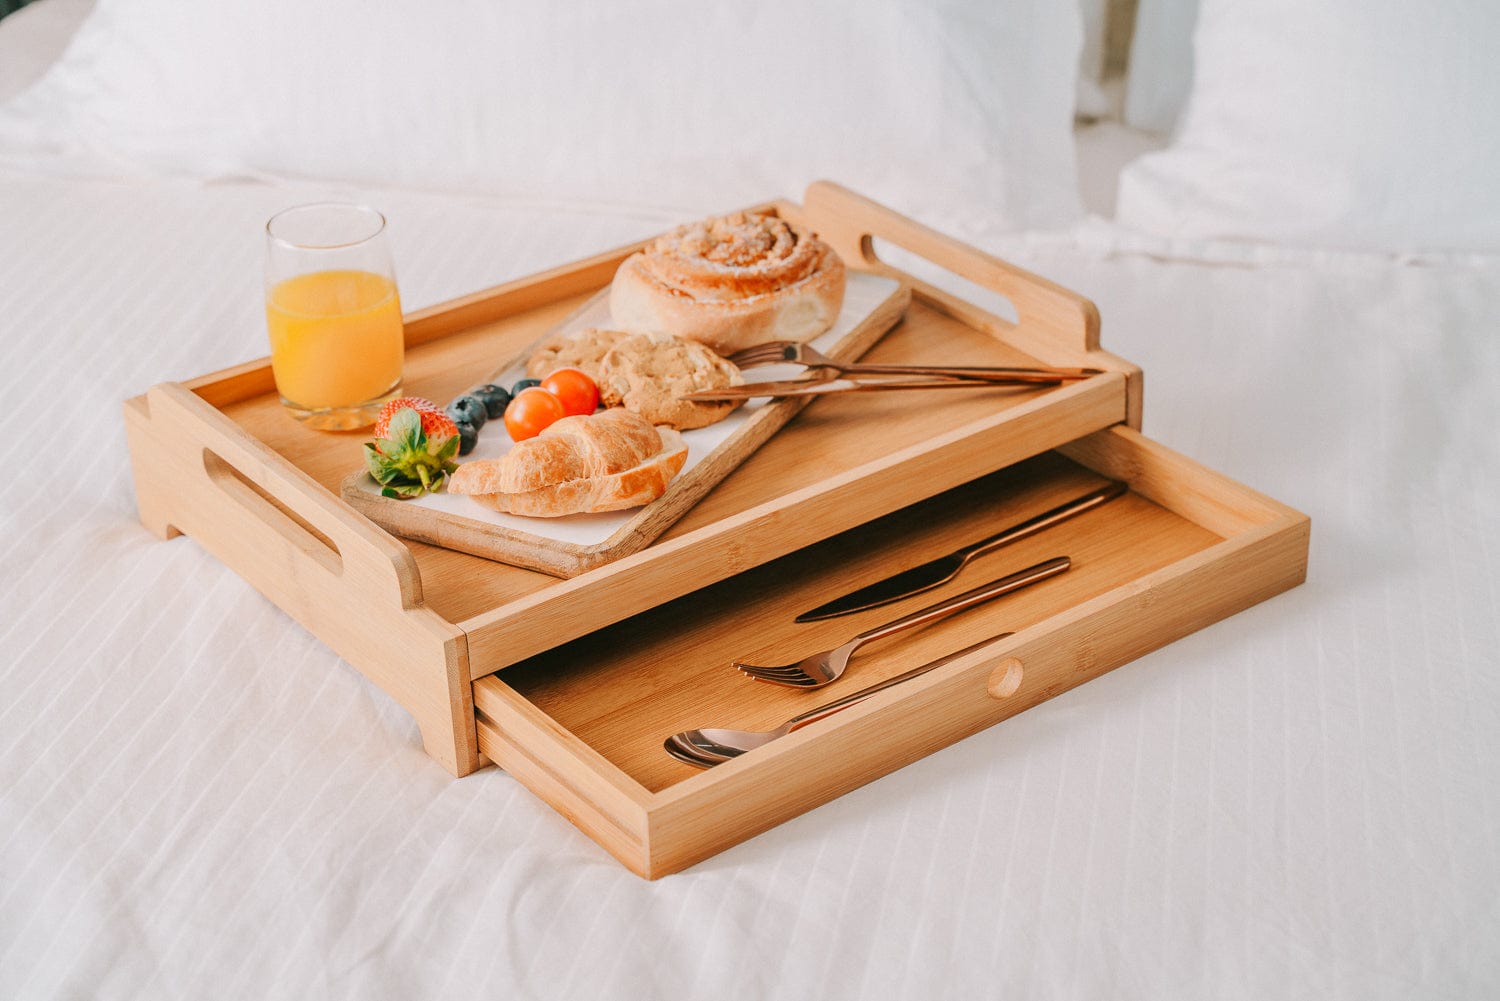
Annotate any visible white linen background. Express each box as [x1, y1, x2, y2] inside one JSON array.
[[2, 2, 1498, 999]]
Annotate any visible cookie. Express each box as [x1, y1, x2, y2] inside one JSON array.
[[596, 331, 744, 430], [525, 327, 629, 380]]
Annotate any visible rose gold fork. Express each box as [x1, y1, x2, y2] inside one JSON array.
[[736, 556, 1071, 688], [725, 340, 1100, 384]]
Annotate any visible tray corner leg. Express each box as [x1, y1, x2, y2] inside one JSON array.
[[134, 495, 185, 542], [123, 392, 185, 541], [420, 721, 481, 778], [404, 625, 481, 778]]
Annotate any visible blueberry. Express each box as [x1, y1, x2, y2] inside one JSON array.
[[512, 377, 542, 395], [454, 420, 479, 456], [447, 395, 487, 429], [471, 383, 511, 419]]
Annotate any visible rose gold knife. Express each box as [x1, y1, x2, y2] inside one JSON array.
[[795, 481, 1128, 621], [679, 374, 1076, 401]]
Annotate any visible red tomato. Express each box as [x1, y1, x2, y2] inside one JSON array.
[[540, 367, 600, 417], [503, 386, 567, 441]]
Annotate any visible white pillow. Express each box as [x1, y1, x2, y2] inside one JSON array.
[[1115, 0, 1500, 255], [0, 0, 1084, 234]]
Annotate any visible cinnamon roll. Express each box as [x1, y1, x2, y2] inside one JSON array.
[[608, 211, 846, 355]]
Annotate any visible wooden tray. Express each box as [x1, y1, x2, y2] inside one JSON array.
[[339, 271, 910, 576], [122, 182, 1308, 877]]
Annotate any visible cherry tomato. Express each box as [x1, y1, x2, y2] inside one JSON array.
[[540, 367, 600, 417], [503, 386, 567, 441]]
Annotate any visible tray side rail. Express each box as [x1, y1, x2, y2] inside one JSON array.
[[123, 382, 479, 775]]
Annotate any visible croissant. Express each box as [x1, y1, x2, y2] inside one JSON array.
[[608, 211, 846, 355], [449, 407, 688, 517]]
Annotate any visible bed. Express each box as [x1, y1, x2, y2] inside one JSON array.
[[2, 1, 1496, 998]]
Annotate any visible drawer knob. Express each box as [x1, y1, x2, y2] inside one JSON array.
[[987, 657, 1025, 699]]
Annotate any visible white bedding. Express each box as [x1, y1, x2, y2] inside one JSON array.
[[3, 3, 1498, 1000]]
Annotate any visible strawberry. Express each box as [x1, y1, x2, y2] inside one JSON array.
[[363, 403, 460, 499], [372, 396, 441, 440]]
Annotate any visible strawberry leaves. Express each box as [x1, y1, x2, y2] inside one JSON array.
[[364, 406, 460, 498]]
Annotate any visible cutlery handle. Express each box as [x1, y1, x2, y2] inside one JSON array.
[[961, 482, 1127, 562], [785, 633, 1017, 731], [848, 555, 1071, 649], [838, 363, 1098, 383]]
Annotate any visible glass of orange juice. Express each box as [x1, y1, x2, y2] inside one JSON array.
[[264, 203, 404, 430]]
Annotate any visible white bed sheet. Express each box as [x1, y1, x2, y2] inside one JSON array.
[[2, 163, 1496, 1000]]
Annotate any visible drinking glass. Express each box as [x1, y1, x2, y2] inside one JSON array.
[[264, 203, 404, 430]]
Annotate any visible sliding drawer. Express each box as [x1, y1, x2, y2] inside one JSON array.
[[472, 425, 1309, 877]]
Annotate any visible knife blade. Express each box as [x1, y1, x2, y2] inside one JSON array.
[[795, 481, 1128, 622], [679, 374, 1066, 401]]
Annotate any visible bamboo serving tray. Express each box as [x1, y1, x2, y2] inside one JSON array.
[[123, 182, 1309, 878]]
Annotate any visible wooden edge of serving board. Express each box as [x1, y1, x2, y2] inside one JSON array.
[[338, 276, 914, 578]]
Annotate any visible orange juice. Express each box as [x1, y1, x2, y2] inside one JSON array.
[[265, 269, 403, 410]]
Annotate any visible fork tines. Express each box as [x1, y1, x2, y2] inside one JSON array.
[[735, 663, 822, 686], [725, 341, 798, 368]]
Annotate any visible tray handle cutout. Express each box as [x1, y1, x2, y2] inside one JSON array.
[[143, 383, 423, 612], [800, 180, 1100, 355], [202, 449, 343, 576]]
